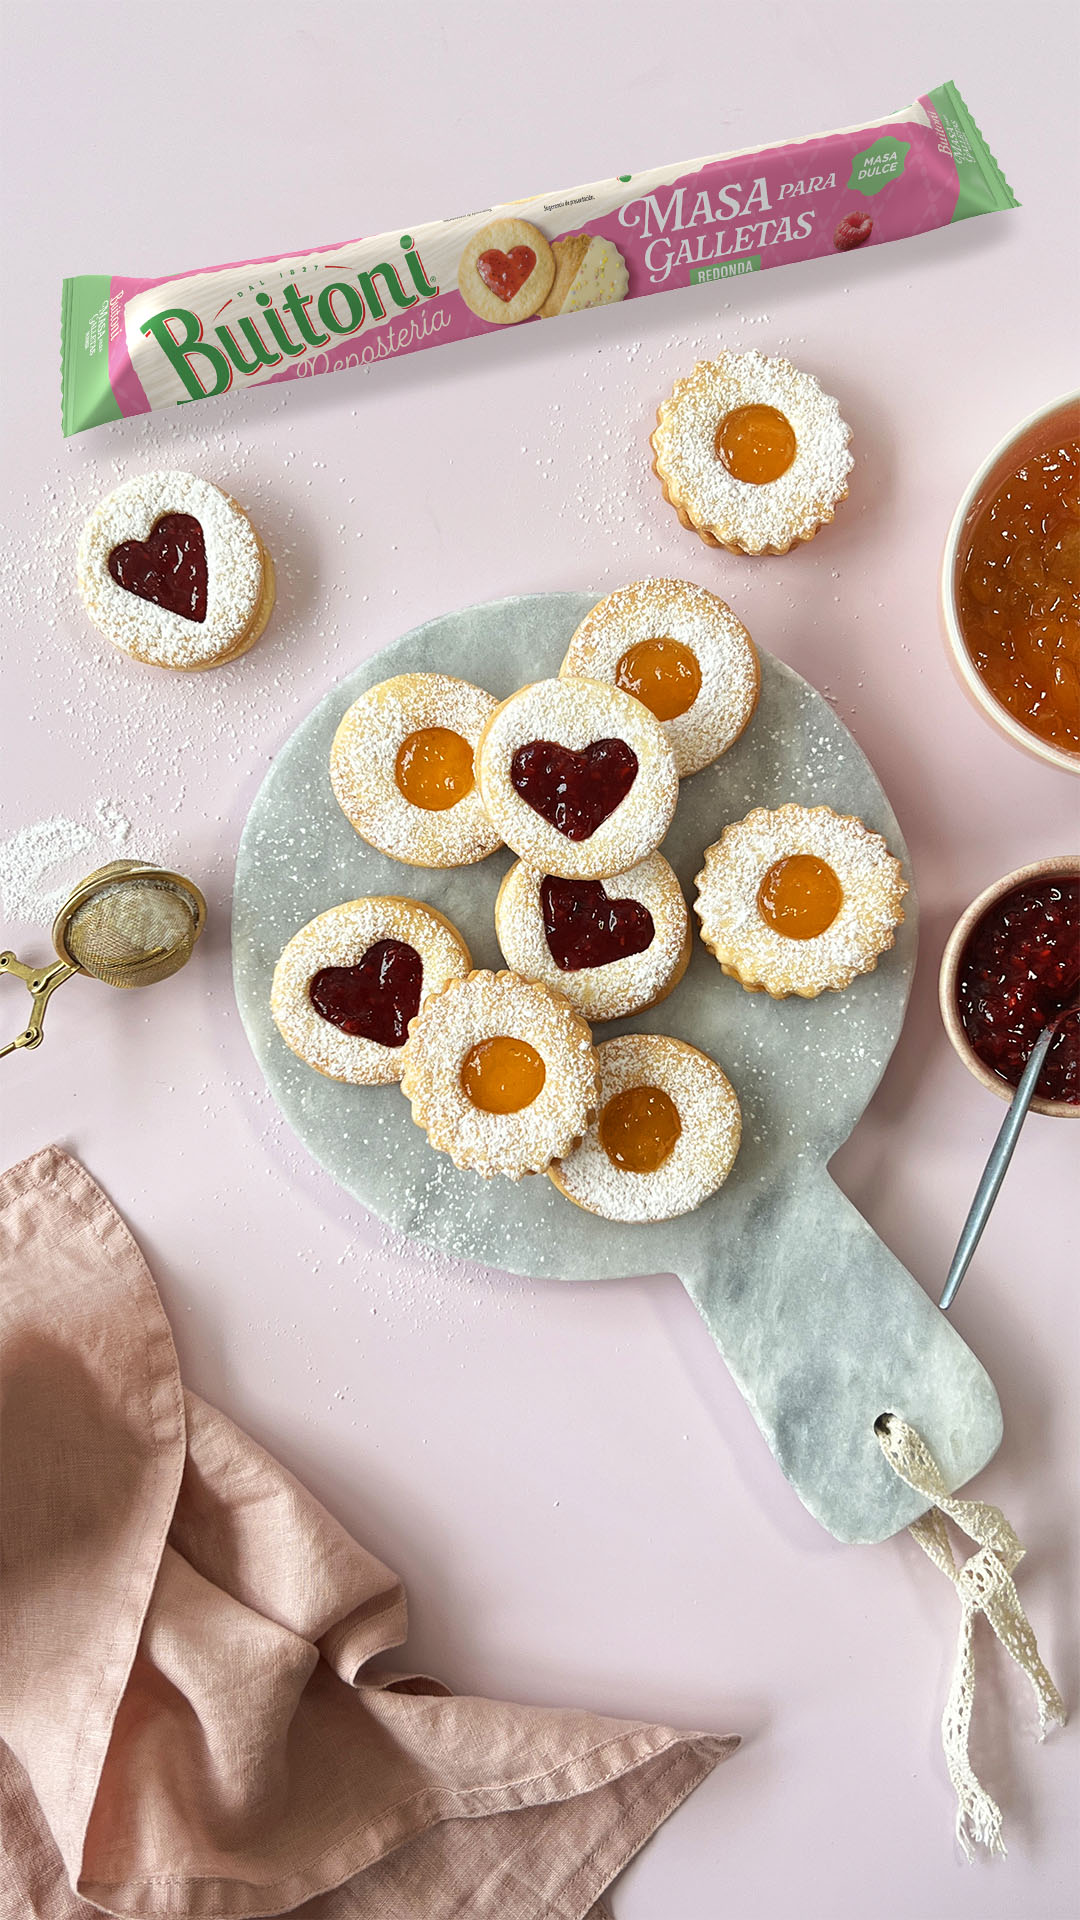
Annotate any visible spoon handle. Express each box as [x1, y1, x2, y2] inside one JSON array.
[[939, 1023, 1056, 1311]]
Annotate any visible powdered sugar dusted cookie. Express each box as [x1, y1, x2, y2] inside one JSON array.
[[474, 677, 679, 880], [495, 853, 690, 1022], [695, 803, 907, 998], [457, 218, 555, 325], [550, 1032, 741, 1223], [400, 969, 600, 1180], [271, 896, 471, 1085], [76, 470, 274, 669], [562, 578, 759, 776], [330, 673, 502, 868], [539, 234, 628, 317], [651, 352, 853, 555]]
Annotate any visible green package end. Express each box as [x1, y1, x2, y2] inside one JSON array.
[[61, 276, 123, 437], [926, 81, 1019, 222]]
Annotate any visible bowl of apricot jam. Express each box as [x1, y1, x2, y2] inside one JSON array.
[[942, 392, 1080, 774], [939, 857, 1080, 1119]]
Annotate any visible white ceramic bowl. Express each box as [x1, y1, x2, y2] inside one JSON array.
[[941, 391, 1080, 776], [939, 855, 1080, 1120]]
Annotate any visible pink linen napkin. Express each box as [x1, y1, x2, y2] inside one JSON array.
[[0, 1147, 736, 1919]]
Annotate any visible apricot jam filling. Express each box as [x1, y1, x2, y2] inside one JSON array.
[[461, 1036, 546, 1113], [757, 855, 843, 939], [614, 637, 702, 721], [395, 727, 475, 810], [599, 1085, 682, 1173], [958, 433, 1080, 754], [715, 405, 797, 485]]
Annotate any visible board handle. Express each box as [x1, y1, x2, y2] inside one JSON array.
[[678, 1168, 1002, 1544]]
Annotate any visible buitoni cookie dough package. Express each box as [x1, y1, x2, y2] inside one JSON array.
[[61, 81, 1015, 437]]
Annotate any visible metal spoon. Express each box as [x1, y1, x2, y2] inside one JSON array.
[[940, 994, 1080, 1310]]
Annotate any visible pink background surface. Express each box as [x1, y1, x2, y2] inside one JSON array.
[[1, 5, 1077, 1915]]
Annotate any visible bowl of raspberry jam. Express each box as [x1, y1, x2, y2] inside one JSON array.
[[942, 392, 1080, 775], [939, 857, 1080, 1119]]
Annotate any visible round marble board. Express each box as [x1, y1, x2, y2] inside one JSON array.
[[233, 593, 1001, 1543]]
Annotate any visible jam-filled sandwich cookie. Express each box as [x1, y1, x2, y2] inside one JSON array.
[[561, 578, 759, 777], [495, 853, 690, 1022], [474, 677, 678, 880], [457, 218, 556, 325], [550, 1033, 741, 1224], [331, 673, 502, 868], [651, 352, 853, 556], [271, 896, 471, 1085], [76, 471, 275, 670], [695, 803, 907, 999], [400, 969, 599, 1181], [539, 235, 628, 318]]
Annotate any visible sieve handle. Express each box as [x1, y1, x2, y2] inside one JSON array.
[[0, 953, 77, 1059]]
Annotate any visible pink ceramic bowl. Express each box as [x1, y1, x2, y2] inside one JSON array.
[[941, 391, 1080, 776], [939, 855, 1080, 1120]]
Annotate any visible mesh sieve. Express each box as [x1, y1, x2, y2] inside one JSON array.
[[52, 863, 206, 988]]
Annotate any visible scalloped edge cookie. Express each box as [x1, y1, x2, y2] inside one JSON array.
[[694, 803, 907, 998], [651, 352, 853, 556], [400, 968, 600, 1180]]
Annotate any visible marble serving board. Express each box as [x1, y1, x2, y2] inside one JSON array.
[[233, 593, 1001, 1543]]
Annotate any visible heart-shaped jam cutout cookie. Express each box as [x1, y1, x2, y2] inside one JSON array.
[[108, 512, 208, 623], [476, 246, 537, 304], [509, 738, 638, 840], [540, 876, 655, 971], [309, 939, 422, 1046]]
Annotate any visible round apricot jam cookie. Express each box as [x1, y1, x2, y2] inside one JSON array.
[[695, 804, 907, 999], [474, 677, 678, 880], [76, 471, 275, 670], [400, 970, 600, 1180], [550, 1033, 741, 1223], [651, 352, 853, 556], [271, 896, 471, 1085], [330, 673, 502, 867], [457, 218, 556, 325], [495, 852, 690, 1022], [561, 578, 759, 776]]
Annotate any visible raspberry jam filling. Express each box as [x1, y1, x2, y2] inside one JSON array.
[[757, 855, 843, 939], [395, 727, 475, 810], [615, 637, 702, 721], [309, 939, 422, 1046], [108, 512, 208, 622], [715, 405, 797, 485], [540, 875, 655, 972], [510, 738, 638, 840], [599, 1085, 682, 1173], [956, 877, 1079, 1104], [957, 430, 1080, 755], [461, 1036, 546, 1113], [476, 247, 536, 303]]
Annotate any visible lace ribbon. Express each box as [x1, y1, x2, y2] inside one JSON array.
[[875, 1413, 1066, 1859]]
